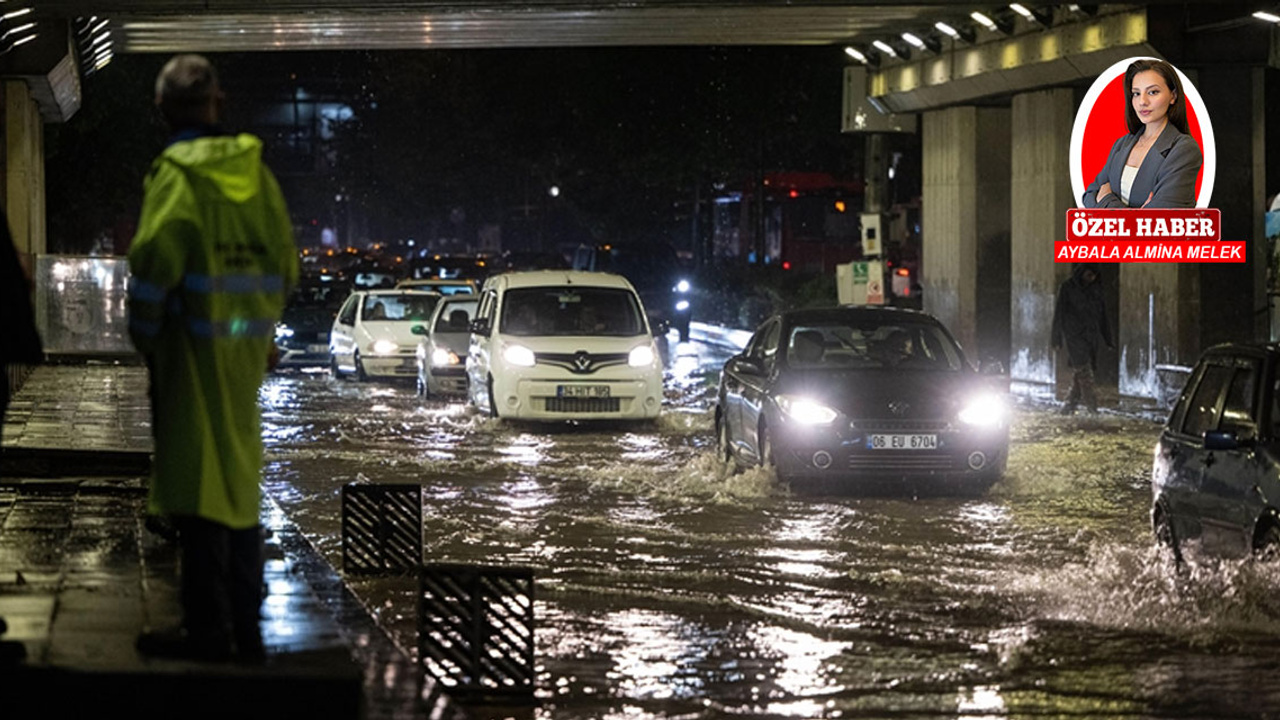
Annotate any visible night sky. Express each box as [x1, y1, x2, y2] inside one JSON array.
[[45, 46, 900, 256]]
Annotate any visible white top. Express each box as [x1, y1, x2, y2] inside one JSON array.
[[1120, 165, 1139, 205]]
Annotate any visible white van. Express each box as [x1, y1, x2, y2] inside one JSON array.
[[466, 270, 663, 420]]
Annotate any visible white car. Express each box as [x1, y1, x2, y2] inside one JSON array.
[[415, 295, 479, 398], [330, 289, 441, 380], [466, 270, 664, 420], [396, 278, 478, 296]]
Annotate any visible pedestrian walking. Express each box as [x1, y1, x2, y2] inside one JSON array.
[[128, 54, 298, 662], [0, 210, 43, 448], [1051, 263, 1113, 414]]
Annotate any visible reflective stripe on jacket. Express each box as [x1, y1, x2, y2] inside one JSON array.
[[127, 133, 298, 529]]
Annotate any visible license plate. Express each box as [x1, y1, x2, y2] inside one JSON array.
[[868, 434, 938, 450], [307, 344, 329, 354], [557, 385, 610, 398]]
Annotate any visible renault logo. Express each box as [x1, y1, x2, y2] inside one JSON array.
[[888, 400, 909, 416], [573, 352, 593, 373]]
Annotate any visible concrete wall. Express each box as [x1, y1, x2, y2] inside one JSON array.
[[3, 79, 45, 258], [922, 106, 1010, 362], [1009, 89, 1074, 387]]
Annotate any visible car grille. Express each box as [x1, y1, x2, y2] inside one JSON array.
[[847, 453, 959, 471], [544, 397, 621, 413], [849, 419, 953, 432], [536, 352, 630, 375]]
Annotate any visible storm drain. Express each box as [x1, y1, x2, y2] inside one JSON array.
[[417, 563, 536, 701], [340, 483, 423, 575]]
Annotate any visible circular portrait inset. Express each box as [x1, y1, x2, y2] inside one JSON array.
[[1070, 57, 1215, 209]]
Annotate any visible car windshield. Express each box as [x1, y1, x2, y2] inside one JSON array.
[[362, 293, 439, 322], [500, 287, 644, 337], [433, 299, 479, 333], [785, 321, 963, 371]]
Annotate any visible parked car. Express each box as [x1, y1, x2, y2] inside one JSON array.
[[573, 242, 693, 341], [275, 280, 345, 368], [1151, 343, 1280, 561], [414, 295, 480, 399], [396, 277, 478, 295], [329, 289, 441, 380], [466, 270, 663, 420], [715, 306, 1009, 494]]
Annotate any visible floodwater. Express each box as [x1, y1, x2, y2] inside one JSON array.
[[259, 339, 1280, 719]]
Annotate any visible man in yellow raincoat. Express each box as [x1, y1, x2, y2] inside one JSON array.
[[128, 55, 298, 662]]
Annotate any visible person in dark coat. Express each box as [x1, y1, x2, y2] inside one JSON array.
[[1051, 264, 1113, 414], [1, 211, 43, 446]]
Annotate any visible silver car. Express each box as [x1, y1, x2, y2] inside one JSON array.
[[415, 295, 479, 399]]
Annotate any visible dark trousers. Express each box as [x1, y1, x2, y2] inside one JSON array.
[[175, 515, 264, 651], [1065, 365, 1098, 412]]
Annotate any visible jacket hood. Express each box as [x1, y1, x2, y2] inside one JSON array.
[[161, 134, 264, 203], [1072, 263, 1099, 283]]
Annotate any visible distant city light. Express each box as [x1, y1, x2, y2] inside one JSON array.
[[548, 185, 560, 197]]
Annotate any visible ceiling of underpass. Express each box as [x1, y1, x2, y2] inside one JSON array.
[[29, 1, 1225, 53]]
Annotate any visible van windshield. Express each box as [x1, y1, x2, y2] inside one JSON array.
[[500, 287, 644, 337]]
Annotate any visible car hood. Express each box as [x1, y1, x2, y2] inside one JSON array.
[[771, 369, 995, 421], [356, 320, 428, 346], [429, 330, 469, 354], [502, 335, 652, 355]]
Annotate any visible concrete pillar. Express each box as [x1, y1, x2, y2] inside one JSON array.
[[1009, 89, 1077, 389], [4, 79, 46, 258], [922, 106, 1009, 363]]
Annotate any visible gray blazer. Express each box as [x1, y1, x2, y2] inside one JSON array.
[[1082, 123, 1202, 209]]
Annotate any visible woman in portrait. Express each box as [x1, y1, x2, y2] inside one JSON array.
[[1082, 59, 1202, 209]]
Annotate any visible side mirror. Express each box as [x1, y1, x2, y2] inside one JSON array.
[[410, 324, 428, 336], [469, 318, 491, 337], [728, 355, 763, 376]]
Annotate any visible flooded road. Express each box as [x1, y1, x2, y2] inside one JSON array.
[[259, 338, 1280, 718]]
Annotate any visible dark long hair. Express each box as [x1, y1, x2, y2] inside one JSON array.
[[1124, 59, 1189, 135]]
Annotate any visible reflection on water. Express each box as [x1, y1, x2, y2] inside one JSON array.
[[258, 371, 1280, 718]]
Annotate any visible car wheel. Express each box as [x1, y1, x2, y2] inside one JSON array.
[[1154, 505, 1183, 564], [1253, 520, 1280, 561], [354, 352, 368, 382], [486, 376, 499, 419], [716, 411, 735, 468]]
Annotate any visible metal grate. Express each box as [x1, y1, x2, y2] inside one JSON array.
[[850, 419, 953, 432], [341, 483, 423, 575], [418, 564, 536, 701], [544, 397, 621, 413], [847, 454, 958, 471]]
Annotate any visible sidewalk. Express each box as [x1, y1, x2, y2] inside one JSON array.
[[1, 363, 461, 719]]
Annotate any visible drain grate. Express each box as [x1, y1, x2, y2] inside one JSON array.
[[341, 483, 422, 575], [417, 563, 536, 701]]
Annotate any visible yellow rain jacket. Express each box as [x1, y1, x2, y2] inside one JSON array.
[[127, 133, 298, 529]]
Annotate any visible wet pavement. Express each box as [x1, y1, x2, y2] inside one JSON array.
[[9, 332, 1273, 720]]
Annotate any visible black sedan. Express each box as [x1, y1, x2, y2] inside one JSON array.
[[715, 306, 1010, 494]]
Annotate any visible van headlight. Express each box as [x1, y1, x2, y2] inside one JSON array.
[[628, 345, 655, 367], [370, 339, 398, 355], [503, 344, 536, 367], [776, 394, 839, 425], [958, 393, 1007, 427], [431, 347, 460, 366]]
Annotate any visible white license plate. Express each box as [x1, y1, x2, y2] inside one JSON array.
[[307, 344, 329, 354], [868, 434, 938, 450], [557, 385, 610, 398]]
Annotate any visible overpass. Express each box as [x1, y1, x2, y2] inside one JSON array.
[[2, 1, 1277, 401]]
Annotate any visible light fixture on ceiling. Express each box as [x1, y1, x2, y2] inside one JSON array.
[[1009, 3, 1052, 26], [1253, 10, 1280, 23], [935, 21, 977, 43], [844, 46, 872, 65], [971, 10, 1013, 34], [872, 39, 899, 59], [901, 32, 942, 54]]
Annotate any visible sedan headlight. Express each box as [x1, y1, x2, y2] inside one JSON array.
[[675, 300, 690, 312], [958, 392, 1007, 427], [275, 324, 294, 340], [431, 347, 460, 366], [675, 279, 691, 293], [776, 394, 839, 425], [503, 344, 536, 367], [628, 345, 656, 367], [370, 339, 398, 355]]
